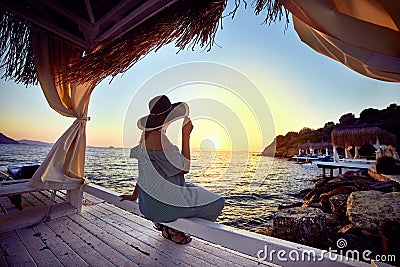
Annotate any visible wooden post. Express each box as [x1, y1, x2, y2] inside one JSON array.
[[322, 167, 325, 178], [330, 168, 333, 178], [66, 188, 83, 213]]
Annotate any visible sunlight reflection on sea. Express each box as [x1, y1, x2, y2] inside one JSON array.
[[0, 144, 320, 230]]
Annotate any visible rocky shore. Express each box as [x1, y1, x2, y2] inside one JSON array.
[[256, 170, 400, 265]]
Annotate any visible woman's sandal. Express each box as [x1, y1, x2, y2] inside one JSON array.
[[162, 226, 192, 245], [153, 223, 163, 231]]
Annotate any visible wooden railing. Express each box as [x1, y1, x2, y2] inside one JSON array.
[[82, 183, 369, 267]]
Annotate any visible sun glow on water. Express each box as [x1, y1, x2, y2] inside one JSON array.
[[191, 119, 231, 151]]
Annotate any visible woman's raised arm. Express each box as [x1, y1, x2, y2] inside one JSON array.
[[180, 117, 193, 174]]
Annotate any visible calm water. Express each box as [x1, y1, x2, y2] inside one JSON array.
[[0, 144, 320, 231]]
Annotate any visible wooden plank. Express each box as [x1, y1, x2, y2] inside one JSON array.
[[31, 190, 67, 204], [95, 203, 267, 266], [0, 182, 37, 197], [0, 1, 90, 48], [82, 183, 142, 215], [30, 191, 55, 205], [0, 179, 31, 185], [317, 162, 372, 170], [32, 222, 90, 266], [83, 184, 368, 266], [86, 204, 216, 267], [15, 227, 63, 267], [83, 186, 272, 266], [72, 210, 190, 266], [22, 192, 47, 207], [0, 231, 35, 266], [0, 203, 76, 233], [368, 168, 400, 184], [88, 204, 243, 267], [56, 216, 138, 266], [0, 196, 14, 211], [98, 202, 365, 267], [45, 218, 115, 267]]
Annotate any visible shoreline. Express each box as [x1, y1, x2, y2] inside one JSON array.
[[256, 167, 400, 264]]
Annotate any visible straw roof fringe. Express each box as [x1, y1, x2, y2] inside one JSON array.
[[299, 142, 332, 150], [65, 0, 228, 85], [0, 12, 37, 86], [254, 0, 289, 27], [331, 127, 397, 147], [0, 0, 287, 86]]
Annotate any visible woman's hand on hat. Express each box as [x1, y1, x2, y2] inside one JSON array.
[[182, 117, 193, 137]]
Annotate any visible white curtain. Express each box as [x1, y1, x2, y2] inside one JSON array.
[[28, 30, 96, 190], [282, 0, 400, 82]]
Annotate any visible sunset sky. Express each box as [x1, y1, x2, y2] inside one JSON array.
[[1, 6, 399, 152]]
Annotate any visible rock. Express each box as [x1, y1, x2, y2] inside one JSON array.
[[325, 214, 344, 226], [304, 187, 331, 201], [337, 224, 360, 235], [271, 207, 326, 247], [278, 202, 303, 210], [325, 214, 349, 233], [302, 194, 318, 207], [369, 181, 400, 193], [335, 232, 380, 254], [319, 186, 357, 212], [327, 177, 346, 185], [255, 227, 273, 236], [329, 194, 349, 218], [381, 219, 400, 261], [313, 178, 328, 189], [306, 202, 324, 210], [354, 178, 375, 190], [326, 179, 355, 189], [293, 188, 312, 198], [347, 191, 400, 237]]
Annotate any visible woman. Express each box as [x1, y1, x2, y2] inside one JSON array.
[[121, 95, 225, 244]]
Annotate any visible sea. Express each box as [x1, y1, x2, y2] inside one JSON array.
[[0, 144, 321, 231]]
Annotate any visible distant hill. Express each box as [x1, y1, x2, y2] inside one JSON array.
[[0, 133, 20, 144], [18, 139, 52, 146], [262, 103, 400, 158]]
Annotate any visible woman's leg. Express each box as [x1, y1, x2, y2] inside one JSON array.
[[192, 197, 225, 221]]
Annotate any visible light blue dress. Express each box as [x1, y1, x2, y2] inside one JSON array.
[[131, 145, 225, 223]]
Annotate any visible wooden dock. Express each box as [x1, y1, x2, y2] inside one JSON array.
[[0, 183, 370, 266], [317, 161, 374, 178], [0, 190, 271, 266]]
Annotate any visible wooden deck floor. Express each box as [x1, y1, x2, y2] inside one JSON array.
[[0, 191, 272, 266]]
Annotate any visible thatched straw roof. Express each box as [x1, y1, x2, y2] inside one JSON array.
[[331, 127, 397, 147], [299, 141, 332, 150], [0, 0, 288, 86]]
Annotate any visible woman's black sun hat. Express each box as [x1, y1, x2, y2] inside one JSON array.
[[137, 95, 189, 130]]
